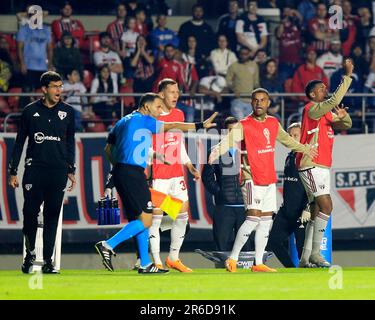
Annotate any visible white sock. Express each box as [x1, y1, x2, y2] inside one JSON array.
[[230, 216, 260, 261], [254, 216, 273, 265], [149, 215, 163, 265], [312, 212, 330, 256], [300, 220, 314, 263], [169, 212, 189, 261]]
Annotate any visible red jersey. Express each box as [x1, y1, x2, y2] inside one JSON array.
[[106, 20, 125, 49], [152, 59, 184, 92], [51, 18, 85, 47], [153, 108, 186, 179], [278, 23, 302, 65], [240, 115, 279, 185], [296, 102, 334, 168]]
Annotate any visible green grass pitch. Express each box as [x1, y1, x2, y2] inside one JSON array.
[[1, 268, 375, 300]]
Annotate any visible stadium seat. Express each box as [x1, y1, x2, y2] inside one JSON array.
[[7, 87, 22, 111], [119, 80, 135, 108], [83, 69, 94, 90], [83, 114, 106, 132]]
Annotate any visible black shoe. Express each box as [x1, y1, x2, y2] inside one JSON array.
[[42, 261, 59, 274], [95, 241, 116, 271], [21, 253, 36, 274], [138, 263, 169, 274]]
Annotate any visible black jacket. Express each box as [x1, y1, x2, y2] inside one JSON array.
[[9, 99, 76, 175], [202, 150, 243, 206], [279, 152, 308, 220]]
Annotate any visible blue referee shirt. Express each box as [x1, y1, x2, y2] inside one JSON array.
[[107, 111, 162, 168]]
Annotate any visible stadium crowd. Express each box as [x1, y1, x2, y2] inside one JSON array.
[[0, 0, 374, 132]]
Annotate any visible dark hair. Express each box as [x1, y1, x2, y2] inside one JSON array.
[[40, 71, 62, 87], [305, 80, 323, 100], [192, 3, 204, 12], [164, 43, 175, 50], [224, 116, 238, 129], [99, 32, 111, 40], [97, 65, 114, 93], [157, 78, 177, 92], [139, 92, 161, 108], [251, 88, 270, 99]]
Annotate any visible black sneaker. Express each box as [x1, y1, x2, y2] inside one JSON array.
[[42, 261, 59, 274], [138, 263, 169, 274], [95, 241, 116, 271], [21, 253, 36, 274]]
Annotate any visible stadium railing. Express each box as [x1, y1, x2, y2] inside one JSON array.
[[1, 92, 374, 134]]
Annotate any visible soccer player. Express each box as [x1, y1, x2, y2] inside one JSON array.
[[297, 59, 354, 268], [209, 88, 317, 273], [149, 79, 200, 273], [95, 93, 217, 273], [266, 122, 310, 267]]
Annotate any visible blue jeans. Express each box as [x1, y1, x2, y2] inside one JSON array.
[[230, 99, 252, 120]]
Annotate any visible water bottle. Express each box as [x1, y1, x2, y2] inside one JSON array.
[[112, 198, 120, 225], [97, 198, 105, 225]]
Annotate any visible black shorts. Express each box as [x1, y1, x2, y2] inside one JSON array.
[[113, 163, 153, 217]]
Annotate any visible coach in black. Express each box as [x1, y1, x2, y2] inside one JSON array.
[[266, 123, 310, 268], [202, 117, 251, 252], [8, 71, 76, 274]]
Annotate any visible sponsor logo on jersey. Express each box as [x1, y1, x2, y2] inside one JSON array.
[[34, 132, 61, 144]]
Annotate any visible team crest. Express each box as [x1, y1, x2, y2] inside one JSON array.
[[25, 184, 32, 191], [334, 169, 375, 225], [58, 111, 67, 120]]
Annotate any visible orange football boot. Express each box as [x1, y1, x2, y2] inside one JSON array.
[[165, 257, 193, 273], [251, 264, 277, 272], [225, 258, 237, 273]]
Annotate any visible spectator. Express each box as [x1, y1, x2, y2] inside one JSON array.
[[356, 6, 373, 53], [350, 43, 368, 84], [216, 0, 241, 52], [130, 35, 155, 93], [258, 0, 284, 8], [297, 0, 318, 29], [152, 44, 184, 92], [126, 0, 154, 31], [316, 38, 343, 82], [51, 2, 85, 48], [260, 58, 283, 118], [331, 59, 363, 113], [235, 0, 268, 58], [17, 16, 53, 92], [94, 32, 124, 85], [63, 69, 87, 132], [121, 16, 140, 59], [291, 46, 328, 103], [210, 34, 238, 78], [197, 75, 227, 112], [135, 8, 149, 36], [307, 2, 335, 55], [150, 14, 179, 60], [174, 49, 199, 122], [0, 49, 12, 92], [178, 4, 216, 57], [90, 65, 119, 123], [106, 3, 128, 54], [226, 46, 259, 119], [53, 31, 83, 79], [254, 48, 269, 74], [276, 5, 303, 83], [182, 35, 210, 79], [341, 0, 358, 57]]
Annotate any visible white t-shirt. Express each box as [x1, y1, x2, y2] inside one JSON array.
[[93, 49, 122, 83], [210, 48, 238, 76], [316, 52, 343, 82], [63, 81, 87, 112], [196, 76, 226, 110], [90, 77, 118, 104], [121, 30, 139, 57]]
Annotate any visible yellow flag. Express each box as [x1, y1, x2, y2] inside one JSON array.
[[150, 188, 183, 220]]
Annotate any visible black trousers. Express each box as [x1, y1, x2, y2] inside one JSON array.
[[22, 167, 67, 262], [213, 205, 252, 252], [266, 209, 306, 268]]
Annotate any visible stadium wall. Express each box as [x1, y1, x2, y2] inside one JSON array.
[[0, 132, 374, 248]]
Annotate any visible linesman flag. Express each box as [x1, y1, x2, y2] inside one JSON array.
[[150, 188, 183, 220]]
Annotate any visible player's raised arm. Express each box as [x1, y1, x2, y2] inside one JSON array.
[[308, 59, 354, 120], [276, 123, 318, 159], [331, 104, 353, 130], [160, 112, 218, 133]]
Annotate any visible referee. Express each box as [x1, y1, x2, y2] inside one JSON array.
[[95, 92, 217, 273], [266, 123, 310, 267], [8, 71, 76, 274]]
